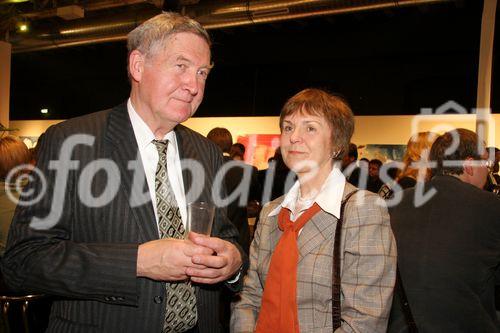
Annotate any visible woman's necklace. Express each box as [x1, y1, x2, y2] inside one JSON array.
[[294, 191, 317, 216]]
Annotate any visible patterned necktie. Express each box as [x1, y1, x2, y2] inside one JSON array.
[[153, 139, 197, 333]]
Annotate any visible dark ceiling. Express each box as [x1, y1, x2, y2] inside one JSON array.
[[9, 0, 492, 120]]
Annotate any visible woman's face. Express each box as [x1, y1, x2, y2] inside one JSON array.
[[280, 111, 334, 177]]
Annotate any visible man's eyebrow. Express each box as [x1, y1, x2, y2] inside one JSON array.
[[176, 55, 214, 70], [176, 55, 191, 63]]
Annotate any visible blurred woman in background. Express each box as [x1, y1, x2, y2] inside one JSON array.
[[378, 131, 437, 200], [0, 135, 31, 256]]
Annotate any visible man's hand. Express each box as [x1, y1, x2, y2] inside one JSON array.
[[185, 232, 243, 284], [136, 238, 214, 281]]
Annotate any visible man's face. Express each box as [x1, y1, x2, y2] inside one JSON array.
[[369, 163, 380, 178], [131, 32, 211, 130], [469, 153, 489, 189]]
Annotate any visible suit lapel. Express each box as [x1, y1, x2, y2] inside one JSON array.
[[175, 126, 194, 203], [105, 104, 158, 241], [174, 125, 211, 204], [175, 125, 213, 297]]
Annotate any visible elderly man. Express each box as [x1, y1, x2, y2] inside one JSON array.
[[388, 128, 500, 332], [2, 13, 245, 333]]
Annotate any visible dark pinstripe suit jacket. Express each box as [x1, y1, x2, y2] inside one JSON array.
[[2, 104, 244, 332]]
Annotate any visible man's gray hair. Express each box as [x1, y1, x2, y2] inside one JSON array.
[[127, 12, 211, 73]]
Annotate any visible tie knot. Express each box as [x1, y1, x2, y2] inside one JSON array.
[[153, 139, 169, 155], [281, 221, 295, 232]]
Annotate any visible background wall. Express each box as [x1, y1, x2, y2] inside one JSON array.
[[9, 2, 484, 120], [0, 41, 11, 128], [10, 113, 500, 148]]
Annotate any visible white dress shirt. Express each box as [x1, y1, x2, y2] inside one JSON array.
[[127, 99, 187, 234], [268, 165, 346, 222]]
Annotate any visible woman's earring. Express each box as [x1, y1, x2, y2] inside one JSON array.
[[331, 150, 341, 159]]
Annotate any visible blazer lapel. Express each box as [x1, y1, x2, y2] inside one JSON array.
[[297, 210, 336, 263], [267, 214, 282, 250], [297, 184, 358, 262], [263, 204, 337, 263], [105, 103, 158, 242]]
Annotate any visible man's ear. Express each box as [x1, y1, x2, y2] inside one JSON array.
[[462, 157, 475, 176], [129, 50, 145, 82]]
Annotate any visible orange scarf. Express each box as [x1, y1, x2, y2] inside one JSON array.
[[255, 203, 322, 333]]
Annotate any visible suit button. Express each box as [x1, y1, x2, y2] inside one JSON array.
[[153, 296, 163, 304]]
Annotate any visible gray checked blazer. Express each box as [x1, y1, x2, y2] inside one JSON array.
[[2, 103, 246, 333], [231, 183, 396, 333]]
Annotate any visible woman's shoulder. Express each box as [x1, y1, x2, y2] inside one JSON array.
[[260, 196, 285, 217], [344, 183, 380, 204], [343, 187, 389, 226]]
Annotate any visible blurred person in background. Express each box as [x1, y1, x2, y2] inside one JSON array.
[[28, 132, 45, 166], [232, 88, 396, 333], [380, 161, 399, 183], [207, 127, 260, 253], [379, 131, 436, 200], [227, 142, 262, 219], [258, 147, 297, 205], [254, 147, 296, 234], [207, 128, 260, 331], [207, 127, 233, 162], [388, 128, 500, 332], [359, 157, 369, 180], [367, 159, 383, 193], [230, 143, 246, 161], [0, 136, 31, 256], [0, 135, 51, 333], [341, 142, 367, 188], [484, 147, 500, 193]]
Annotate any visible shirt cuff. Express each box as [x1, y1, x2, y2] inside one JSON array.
[[227, 265, 243, 284], [227, 272, 241, 284]]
